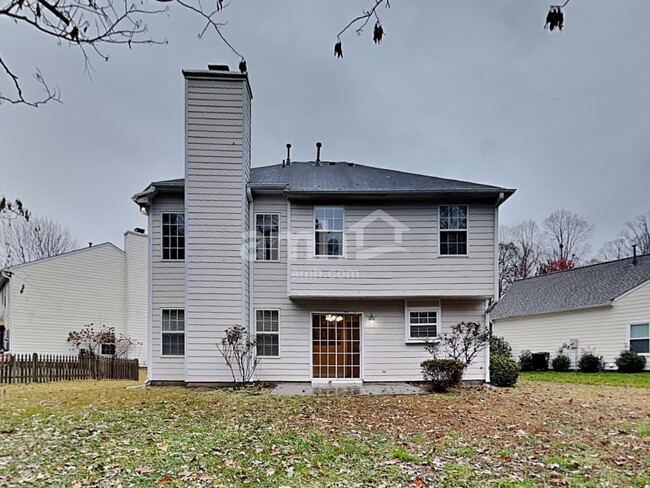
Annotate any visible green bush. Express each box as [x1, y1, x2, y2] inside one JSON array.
[[615, 350, 647, 373], [490, 336, 512, 358], [421, 359, 466, 393], [490, 354, 520, 387], [519, 350, 534, 372], [552, 354, 571, 372], [578, 352, 601, 373]]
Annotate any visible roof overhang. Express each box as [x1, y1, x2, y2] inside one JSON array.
[[248, 185, 516, 205], [132, 181, 184, 213]]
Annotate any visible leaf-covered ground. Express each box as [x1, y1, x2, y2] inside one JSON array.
[[0, 379, 649, 487], [521, 371, 650, 389]]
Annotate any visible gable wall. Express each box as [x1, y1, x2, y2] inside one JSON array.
[[7, 245, 127, 356]]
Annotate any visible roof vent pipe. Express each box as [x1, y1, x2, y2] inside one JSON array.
[[286, 143, 292, 166], [314, 142, 322, 166], [633, 244, 638, 265]]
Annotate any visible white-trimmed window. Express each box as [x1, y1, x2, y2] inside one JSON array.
[[101, 343, 116, 356], [162, 309, 185, 356], [630, 323, 649, 354], [315, 206, 344, 256], [406, 307, 439, 342], [439, 205, 468, 255], [255, 214, 280, 261], [256, 310, 279, 357], [161, 213, 185, 261]]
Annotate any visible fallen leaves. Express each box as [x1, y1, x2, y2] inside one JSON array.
[[0, 379, 648, 486]]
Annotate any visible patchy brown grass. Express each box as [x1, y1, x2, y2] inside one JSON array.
[[0, 379, 648, 486]]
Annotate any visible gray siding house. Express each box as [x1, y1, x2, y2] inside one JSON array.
[[133, 65, 515, 385], [492, 255, 650, 370]]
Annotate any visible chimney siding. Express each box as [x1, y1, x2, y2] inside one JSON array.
[[184, 71, 252, 383]]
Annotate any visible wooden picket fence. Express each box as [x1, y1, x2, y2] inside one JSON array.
[[0, 353, 139, 384]]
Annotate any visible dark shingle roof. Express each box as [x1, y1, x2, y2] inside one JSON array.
[[250, 162, 512, 194], [492, 254, 650, 320], [140, 162, 514, 197]]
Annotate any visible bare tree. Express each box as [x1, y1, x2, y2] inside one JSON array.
[[498, 239, 519, 297], [509, 220, 545, 278], [619, 212, 650, 255], [598, 238, 629, 262], [543, 209, 594, 263], [0, 196, 30, 221], [67, 324, 141, 358], [1, 215, 78, 266], [2, 0, 579, 107]]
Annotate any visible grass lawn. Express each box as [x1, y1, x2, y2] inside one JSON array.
[[521, 371, 650, 388], [0, 380, 648, 487]]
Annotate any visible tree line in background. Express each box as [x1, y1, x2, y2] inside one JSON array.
[[0, 195, 78, 267], [499, 208, 650, 296]]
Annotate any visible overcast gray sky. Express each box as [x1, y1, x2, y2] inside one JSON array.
[[1, 0, 649, 255]]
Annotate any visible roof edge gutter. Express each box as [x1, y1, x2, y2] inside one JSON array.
[[493, 301, 614, 321]]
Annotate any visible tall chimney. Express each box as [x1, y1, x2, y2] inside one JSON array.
[[183, 65, 253, 383]]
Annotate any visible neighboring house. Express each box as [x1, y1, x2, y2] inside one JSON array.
[[0, 230, 148, 364], [133, 65, 515, 386], [492, 254, 650, 370]]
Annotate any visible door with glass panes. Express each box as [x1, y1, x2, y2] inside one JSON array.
[[312, 313, 361, 380]]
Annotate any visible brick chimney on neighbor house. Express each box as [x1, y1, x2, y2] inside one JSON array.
[[182, 64, 252, 384]]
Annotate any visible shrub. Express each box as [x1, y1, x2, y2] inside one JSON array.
[[552, 354, 571, 372], [490, 336, 512, 358], [519, 350, 534, 372], [421, 359, 466, 393], [490, 354, 519, 387], [578, 352, 601, 373], [615, 350, 647, 373]]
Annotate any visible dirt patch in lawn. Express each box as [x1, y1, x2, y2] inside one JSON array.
[[0, 380, 648, 486]]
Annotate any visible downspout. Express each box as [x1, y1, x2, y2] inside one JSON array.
[[247, 188, 254, 344], [286, 198, 292, 298]]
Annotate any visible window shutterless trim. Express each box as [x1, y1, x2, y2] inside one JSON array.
[[160, 308, 185, 357], [254, 308, 281, 358], [254, 213, 281, 262], [438, 205, 469, 257], [313, 206, 345, 258], [404, 302, 441, 343], [160, 212, 185, 262], [628, 321, 650, 355]]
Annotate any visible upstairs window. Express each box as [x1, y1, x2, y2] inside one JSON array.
[[440, 205, 468, 255], [162, 309, 185, 356], [256, 310, 280, 357], [407, 307, 439, 342], [630, 323, 649, 354], [255, 214, 280, 261], [315, 206, 344, 256], [162, 213, 185, 260]]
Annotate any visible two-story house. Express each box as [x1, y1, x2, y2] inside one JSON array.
[[133, 65, 515, 386]]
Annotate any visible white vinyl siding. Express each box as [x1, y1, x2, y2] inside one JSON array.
[[150, 195, 186, 380], [494, 280, 650, 370], [3, 243, 147, 360], [184, 73, 252, 383], [290, 203, 496, 298]]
